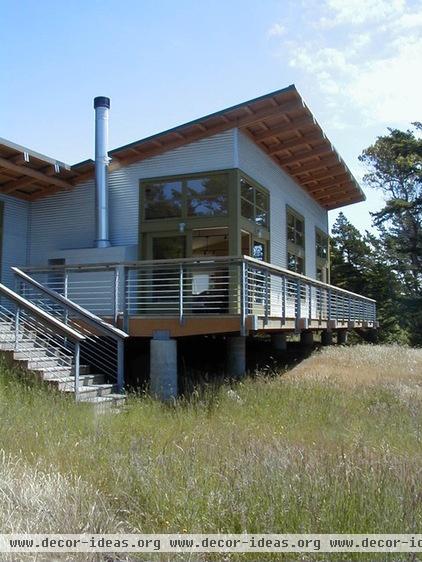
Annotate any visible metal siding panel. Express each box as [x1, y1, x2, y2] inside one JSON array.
[[0, 195, 29, 288], [237, 130, 328, 278], [108, 130, 235, 246], [28, 131, 235, 262], [29, 180, 95, 265]]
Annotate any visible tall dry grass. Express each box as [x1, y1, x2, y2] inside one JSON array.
[[0, 344, 420, 561]]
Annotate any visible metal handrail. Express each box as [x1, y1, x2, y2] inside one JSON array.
[[0, 282, 85, 342], [12, 267, 128, 340], [0, 282, 85, 400], [20, 255, 376, 303]]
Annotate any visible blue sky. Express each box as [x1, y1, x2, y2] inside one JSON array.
[[1, 0, 421, 231]]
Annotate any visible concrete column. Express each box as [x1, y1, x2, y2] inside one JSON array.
[[150, 338, 177, 400], [300, 330, 314, 348], [337, 329, 348, 345], [271, 333, 287, 351], [321, 330, 333, 346], [227, 336, 246, 379]]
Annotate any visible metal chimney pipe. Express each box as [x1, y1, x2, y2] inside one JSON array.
[[94, 96, 111, 248]]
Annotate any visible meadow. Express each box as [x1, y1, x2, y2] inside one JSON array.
[[0, 343, 421, 561]]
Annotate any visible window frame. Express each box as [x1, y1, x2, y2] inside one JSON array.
[[315, 227, 330, 282], [239, 174, 270, 231], [286, 205, 306, 275], [141, 170, 231, 222]]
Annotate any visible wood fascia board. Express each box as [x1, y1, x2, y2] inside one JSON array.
[[0, 156, 73, 191]]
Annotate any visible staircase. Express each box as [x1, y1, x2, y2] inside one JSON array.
[[0, 269, 129, 411]]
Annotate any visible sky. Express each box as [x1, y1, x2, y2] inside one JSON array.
[[1, 0, 421, 232]]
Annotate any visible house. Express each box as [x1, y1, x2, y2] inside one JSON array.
[[0, 85, 376, 402]]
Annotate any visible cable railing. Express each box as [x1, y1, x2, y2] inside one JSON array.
[[0, 282, 85, 399], [12, 268, 128, 392], [20, 256, 376, 334]]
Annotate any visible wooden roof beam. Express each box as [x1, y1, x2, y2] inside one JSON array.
[[301, 166, 348, 185], [266, 131, 322, 155], [0, 176, 38, 194], [276, 144, 332, 167], [306, 174, 350, 192], [111, 99, 303, 170], [252, 116, 314, 142], [290, 155, 340, 176], [0, 156, 74, 191]]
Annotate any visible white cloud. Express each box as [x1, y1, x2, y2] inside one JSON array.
[[267, 22, 286, 37], [279, 0, 422, 128], [319, 0, 406, 27]]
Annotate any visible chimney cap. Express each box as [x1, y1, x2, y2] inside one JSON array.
[[94, 96, 110, 109]]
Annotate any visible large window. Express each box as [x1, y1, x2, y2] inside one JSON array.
[[315, 228, 329, 282], [286, 207, 305, 274], [143, 173, 229, 220], [144, 180, 183, 219], [240, 178, 269, 228]]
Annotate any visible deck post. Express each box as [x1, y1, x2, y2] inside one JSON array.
[[150, 332, 178, 400], [321, 330, 333, 346], [271, 333, 287, 351], [300, 330, 314, 348], [227, 335, 246, 379], [337, 329, 348, 345]]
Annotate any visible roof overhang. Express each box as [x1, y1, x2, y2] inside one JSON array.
[[95, 84, 365, 210], [0, 138, 79, 200], [0, 85, 365, 209]]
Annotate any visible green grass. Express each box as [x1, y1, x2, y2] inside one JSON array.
[[0, 344, 421, 561]]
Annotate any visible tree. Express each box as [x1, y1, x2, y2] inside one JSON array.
[[359, 124, 422, 344], [359, 123, 422, 295], [330, 213, 408, 344]]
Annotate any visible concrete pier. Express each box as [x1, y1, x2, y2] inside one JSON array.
[[337, 329, 348, 345], [227, 336, 246, 379], [300, 330, 314, 347], [150, 337, 178, 400], [321, 330, 333, 346], [271, 333, 287, 351]]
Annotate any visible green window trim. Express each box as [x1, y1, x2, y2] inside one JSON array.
[[286, 205, 305, 274], [315, 227, 329, 282], [240, 175, 270, 230], [141, 170, 231, 222]]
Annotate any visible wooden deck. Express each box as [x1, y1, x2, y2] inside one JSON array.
[[22, 256, 377, 339]]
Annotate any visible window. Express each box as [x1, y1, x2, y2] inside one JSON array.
[[144, 180, 183, 219], [315, 228, 329, 282], [143, 173, 228, 220], [288, 253, 304, 275], [186, 176, 228, 217], [287, 212, 304, 247], [316, 230, 328, 260], [240, 178, 269, 228], [286, 207, 305, 275]]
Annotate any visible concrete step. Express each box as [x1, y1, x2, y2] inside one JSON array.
[[84, 393, 127, 411], [39, 364, 90, 376], [44, 373, 105, 390], [63, 384, 115, 399]]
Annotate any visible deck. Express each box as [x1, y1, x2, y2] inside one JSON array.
[[20, 256, 376, 338]]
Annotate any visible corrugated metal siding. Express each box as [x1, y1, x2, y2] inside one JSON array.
[[29, 179, 95, 265], [28, 131, 235, 262], [0, 195, 29, 288], [237, 130, 329, 278]]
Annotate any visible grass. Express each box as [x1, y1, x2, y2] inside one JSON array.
[[0, 344, 421, 561]]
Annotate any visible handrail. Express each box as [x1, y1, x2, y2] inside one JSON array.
[[19, 256, 376, 303], [242, 256, 377, 303], [12, 267, 129, 341], [0, 282, 85, 342]]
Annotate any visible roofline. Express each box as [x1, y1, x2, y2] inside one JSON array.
[[0, 137, 72, 170], [71, 84, 297, 168]]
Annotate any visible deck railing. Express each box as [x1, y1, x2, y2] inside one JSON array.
[[20, 256, 376, 333]]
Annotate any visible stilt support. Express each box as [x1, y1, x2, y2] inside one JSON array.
[[300, 330, 314, 347], [321, 330, 333, 346], [337, 329, 348, 345], [227, 336, 246, 379], [150, 335, 178, 400], [271, 333, 287, 351]]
